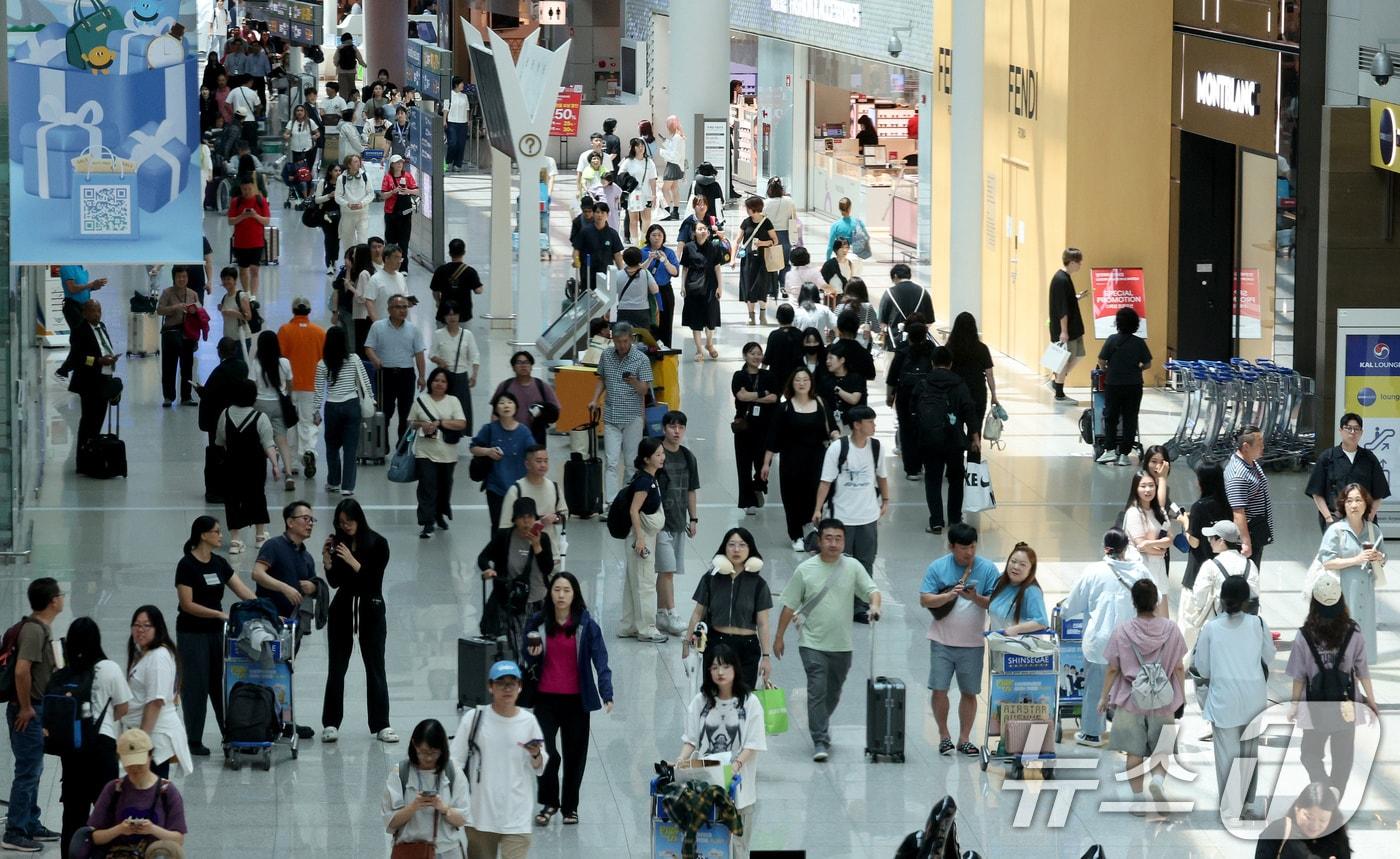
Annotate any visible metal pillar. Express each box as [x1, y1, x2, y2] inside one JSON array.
[[948, 0, 985, 318]]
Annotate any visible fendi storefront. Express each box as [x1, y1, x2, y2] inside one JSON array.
[[1171, 3, 1301, 363]]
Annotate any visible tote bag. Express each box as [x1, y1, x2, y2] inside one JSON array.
[[963, 461, 996, 513], [387, 429, 419, 483], [754, 683, 789, 735]]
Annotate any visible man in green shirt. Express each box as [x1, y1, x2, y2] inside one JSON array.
[[4, 577, 64, 851], [771, 519, 881, 762]]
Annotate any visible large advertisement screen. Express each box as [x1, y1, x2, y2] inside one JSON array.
[[1340, 331, 1400, 489], [9, 0, 201, 263]]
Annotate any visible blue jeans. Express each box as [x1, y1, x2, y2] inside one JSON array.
[[446, 121, 468, 167], [324, 399, 362, 491], [1079, 661, 1107, 737], [6, 700, 45, 838]]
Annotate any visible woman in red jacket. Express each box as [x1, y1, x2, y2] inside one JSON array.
[[381, 154, 420, 255]]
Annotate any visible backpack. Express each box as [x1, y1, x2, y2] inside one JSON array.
[[42, 664, 108, 755], [896, 353, 934, 399], [336, 43, 357, 71], [398, 757, 457, 797], [1302, 625, 1356, 703], [225, 681, 281, 743], [1127, 639, 1174, 711], [915, 382, 960, 449], [850, 220, 872, 259], [608, 475, 655, 539], [238, 290, 264, 334], [0, 617, 38, 704], [825, 437, 880, 516], [457, 706, 487, 781]]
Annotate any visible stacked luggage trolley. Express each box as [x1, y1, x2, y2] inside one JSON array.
[[979, 629, 1059, 780], [223, 602, 299, 771], [1162, 358, 1316, 470]]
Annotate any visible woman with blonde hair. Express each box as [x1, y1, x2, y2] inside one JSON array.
[[659, 114, 687, 221]]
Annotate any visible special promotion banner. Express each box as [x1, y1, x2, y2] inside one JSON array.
[[8, 0, 201, 264], [1342, 333, 1400, 485], [1090, 267, 1148, 339]]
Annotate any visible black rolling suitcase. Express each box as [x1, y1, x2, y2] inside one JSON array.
[[457, 637, 492, 709], [78, 403, 127, 479], [865, 620, 906, 762], [563, 415, 604, 518]]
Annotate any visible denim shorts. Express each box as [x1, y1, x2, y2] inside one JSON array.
[[655, 528, 685, 575], [927, 642, 984, 694]]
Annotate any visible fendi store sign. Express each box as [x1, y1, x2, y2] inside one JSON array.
[[1173, 32, 1281, 153]]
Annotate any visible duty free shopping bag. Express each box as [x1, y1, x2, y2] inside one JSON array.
[[962, 460, 996, 513], [753, 683, 789, 735]]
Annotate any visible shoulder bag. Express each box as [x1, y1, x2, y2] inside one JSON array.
[[468, 423, 494, 484], [354, 361, 377, 418], [928, 565, 972, 620], [532, 379, 560, 427], [415, 396, 462, 444], [793, 564, 841, 628], [758, 218, 785, 273]]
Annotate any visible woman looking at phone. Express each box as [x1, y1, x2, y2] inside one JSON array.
[[382, 718, 469, 857]]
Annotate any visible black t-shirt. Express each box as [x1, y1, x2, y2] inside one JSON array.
[[1098, 333, 1153, 386], [1184, 496, 1229, 589], [431, 261, 483, 322], [175, 553, 236, 634], [731, 368, 777, 427], [628, 471, 663, 514], [578, 224, 623, 284], [821, 372, 868, 425], [184, 237, 213, 295], [950, 342, 994, 406], [1047, 269, 1085, 342]]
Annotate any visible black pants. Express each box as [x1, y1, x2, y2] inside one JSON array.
[[734, 426, 768, 509], [177, 629, 224, 746], [416, 459, 456, 526], [76, 388, 109, 451], [655, 285, 675, 348], [533, 692, 590, 815], [321, 593, 390, 732], [160, 328, 196, 402], [778, 444, 825, 541], [1103, 383, 1144, 456], [321, 222, 340, 268], [240, 119, 261, 155], [445, 371, 473, 429], [921, 445, 965, 528], [384, 210, 413, 252], [1247, 515, 1272, 566], [60, 736, 116, 858], [1301, 724, 1355, 797], [381, 367, 417, 441], [707, 630, 762, 690], [354, 318, 372, 358], [486, 490, 505, 536], [896, 403, 922, 475]]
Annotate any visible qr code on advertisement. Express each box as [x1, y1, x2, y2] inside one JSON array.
[[78, 184, 134, 236]]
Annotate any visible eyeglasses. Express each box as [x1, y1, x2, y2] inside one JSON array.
[[291, 515, 317, 523], [1343, 425, 1363, 433], [131, 623, 154, 630]]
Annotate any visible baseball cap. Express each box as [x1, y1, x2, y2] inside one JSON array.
[[1311, 574, 1344, 617], [389, 154, 404, 164], [489, 660, 523, 681], [1202, 520, 1242, 543], [291, 295, 312, 311], [117, 728, 154, 766]]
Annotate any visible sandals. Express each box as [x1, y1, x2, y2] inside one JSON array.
[[562, 812, 579, 825], [693, 349, 704, 363], [228, 540, 245, 555], [707, 346, 718, 359], [534, 807, 559, 827]]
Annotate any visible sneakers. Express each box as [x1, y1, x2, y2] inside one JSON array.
[[1095, 450, 1118, 464], [744, 506, 758, 516], [754, 490, 765, 508], [284, 477, 296, 492], [377, 727, 400, 743], [303, 450, 317, 478], [657, 610, 686, 636], [926, 524, 944, 535], [1074, 731, 1106, 748], [28, 827, 58, 843], [420, 526, 434, 539], [1054, 393, 1079, 406], [189, 743, 212, 756], [295, 724, 314, 740], [1, 833, 41, 852], [636, 631, 669, 643], [322, 726, 339, 743], [327, 485, 340, 494], [938, 737, 954, 756], [1116, 454, 1131, 467], [792, 538, 806, 552], [616, 629, 637, 639], [812, 743, 830, 762], [905, 472, 923, 481]]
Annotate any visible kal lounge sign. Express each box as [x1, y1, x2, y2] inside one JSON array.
[[1195, 72, 1260, 117]]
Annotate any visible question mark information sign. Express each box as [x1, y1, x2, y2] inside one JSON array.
[[550, 87, 582, 137]]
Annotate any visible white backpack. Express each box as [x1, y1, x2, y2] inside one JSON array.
[[1128, 640, 1174, 711]]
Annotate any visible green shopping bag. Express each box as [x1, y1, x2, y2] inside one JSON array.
[[755, 684, 788, 735], [66, 0, 124, 71]]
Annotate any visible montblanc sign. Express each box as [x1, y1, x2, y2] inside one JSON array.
[[1195, 71, 1260, 117]]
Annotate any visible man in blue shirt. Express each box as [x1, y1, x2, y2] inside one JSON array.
[[365, 293, 427, 442], [251, 501, 317, 739], [918, 522, 999, 756], [55, 265, 108, 378]]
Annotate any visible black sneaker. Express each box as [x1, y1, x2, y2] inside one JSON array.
[[302, 450, 316, 478], [938, 737, 954, 756], [926, 524, 944, 535], [1, 833, 40, 852], [435, 516, 450, 530], [295, 724, 314, 740], [419, 526, 434, 539], [190, 743, 212, 756], [29, 826, 59, 842]]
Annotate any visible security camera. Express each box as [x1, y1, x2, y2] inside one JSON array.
[[1374, 49, 1394, 86], [887, 34, 903, 58]]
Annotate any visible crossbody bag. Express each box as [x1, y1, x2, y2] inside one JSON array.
[[415, 396, 462, 444], [793, 565, 841, 628], [928, 566, 972, 620]]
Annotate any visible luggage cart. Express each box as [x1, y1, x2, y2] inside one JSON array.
[[650, 774, 742, 859], [1162, 359, 1317, 470], [1078, 367, 1142, 460], [222, 617, 298, 771], [979, 630, 1058, 780], [1053, 605, 1086, 743]]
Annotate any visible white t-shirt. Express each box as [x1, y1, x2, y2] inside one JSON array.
[[320, 94, 348, 119], [450, 706, 547, 835], [92, 659, 132, 741], [429, 327, 481, 374], [285, 119, 315, 152], [352, 270, 376, 321], [251, 355, 292, 400], [820, 438, 886, 526], [792, 303, 837, 337], [682, 692, 766, 809], [620, 157, 653, 205], [380, 761, 470, 853], [409, 394, 466, 463], [369, 270, 406, 320], [123, 647, 193, 775], [446, 90, 471, 124]]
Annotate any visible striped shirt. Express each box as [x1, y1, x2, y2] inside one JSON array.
[[313, 356, 372, 413], [1224, 451, 1275, 534], [597, 345, 652, 424]]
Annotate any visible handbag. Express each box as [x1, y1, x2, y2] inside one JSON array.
[[387, 428, 419, 483], [278, 391, 300, 429], [415, 396, 462, 444], [468, 424, 494, 484], [929, 566, 972, 621], [355, 364, 377, 419], [963, 460, 996, 513], [1040, 341, 1071, 375], [754, 683, 789, 735], [759, 219, 784, 272], [300, 203, 322, 227], [67, 0, 122, 71], [389, 807, 437, 859]]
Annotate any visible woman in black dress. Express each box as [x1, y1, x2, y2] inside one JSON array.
[[681, 220, 724, 361], [762, 367, 837, 551], [675, 194, 719, 253], [732, 342, 777, 516], [946, 311, 998, 457], [822, 339, 869, 429], [732, 196, 778, 326]]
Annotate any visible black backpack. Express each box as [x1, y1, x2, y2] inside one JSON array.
[[916, 382, 961, 449], [225, 681, 280, 743], [607, 476, 654, 539], [43, 665, 107, 755], [1302, 626, 1356, 703], [896, 353, 934, 399], [825, 437, 881, 516], [336, 43, 357, 71]]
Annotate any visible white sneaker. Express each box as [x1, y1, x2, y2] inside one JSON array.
[[1116, 454, 1131, 467], [745, 506, 758, 516], [637, 631, 669, 643], [792, 538, 806, 552], [377, 727, 400, 743], [1096, 450, 1117, 464], [321, 726, 339, 743]]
